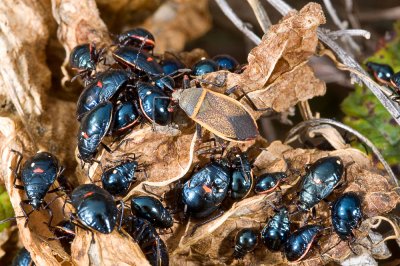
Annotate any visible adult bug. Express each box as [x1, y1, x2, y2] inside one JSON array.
[[5, 151, 64, 226], [124, 216, 169, 266], [254, 172, 287, 195], [213, 54, 239, 72], [77, 102, 113, 163], [115, 28, 156, 51], [366, 62, 394, 85], [76, 69, 130, 120], [233, 228, 258, 259], [69, 43, 105, 81], [331, 192, 362, 241], [171, 86, 258, 142], [260, 207, 290, 251], [191, 58, 218, 76], [296, 156, 344, 212], [284, 224, 324, 262], [229, 150, 253, 199], [130, 196, 173, 229], [11, 247, 34, 266], [101, 157, 140, 196], [70, 184, 118, 234]]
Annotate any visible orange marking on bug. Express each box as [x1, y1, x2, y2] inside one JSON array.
[[83, 132, 89, 139], [84, 191, 95, 198], [97, 81, 103, 88], [146, 57, 154, 62], [202, 185, 212, 193], [33, 168, 44, 173]]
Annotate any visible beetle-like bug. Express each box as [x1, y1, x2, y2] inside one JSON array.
[[366, 62, 394, 85], [172, 86, 258, 142], [101, 158, 139, 196], [182, 160, 231, 219], [284, 225, 324, 262], [254, 172, 287, 195], [116, 28, 156, 51], [331, 192, 362, 241], [111, 100, 140, 135], [213, 54, 239, 72], [11, 247, 34, 266], [130, 196, 173, 229], [229, 151, 253, 199], [69, 43, 104, 80], [297, 156, 344, 212], [124, 216, 169, 266], [192, 58, 218, 76], [160, 58, 185, 76], [260, 207, 290, 251], [76, 69, 129, 120], [71, 184, 118, 234], [77, 102, 113, 163], [137, 82, 171, 126], [233, 228, 258, 259]]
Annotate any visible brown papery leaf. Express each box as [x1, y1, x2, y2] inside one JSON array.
[[72, 228, 149, 266]]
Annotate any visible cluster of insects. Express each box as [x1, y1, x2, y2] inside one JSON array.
[[6, 27, 365, 266]]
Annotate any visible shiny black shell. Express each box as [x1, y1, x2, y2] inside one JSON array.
[[112, 46, 163, 76], [160, 58, 185, 75], [69, 43, 96, 71], [230, 153, 253, 199], [76, 69, 129, 120], [254, 172, 287, 195], [111, 101, 140, 134], [131, 196, 173, 228], [391, 72, 400, 89], [155, 76, 175, 91], [331, 192, 362, 240], [182, 161, 231, 218], [21, 152, 60, 209], [101, 161, 138, 196], [137, 82, 171, 125], [12, 247, 34, 266], [366, 62, 394, 84], [125, 216, 169, 266], [284, 225, 323, 262], [192, 59, 218, 76], [213, 54, 239, 72], [233, 228, 258, 259], [116, 28, 155, 50], [261, 208, 290, 251], [298, 156, 343, 211], [71, 184, 118, 234], [77, 102, 113, 162]]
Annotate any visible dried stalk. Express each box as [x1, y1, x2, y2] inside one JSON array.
[[327, 29, 371, 39], [246, 0, 272, 33]]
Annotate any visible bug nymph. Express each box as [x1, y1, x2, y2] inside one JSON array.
[[261, 207, 290, 251], [130, 196, 173, 229], [254, 172, 287, 195], [171, 86, 259, 142], [366, 61, 394, 85], [229, 150, 254, 199], [115, 28, 156, 51], [233, 228, 258, 259], [69, 43, 105, 81], [11, 247, 34, 266]]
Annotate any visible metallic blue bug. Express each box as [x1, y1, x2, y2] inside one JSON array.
[[130, 196, 173, 229], [116, 28, 156, 51], [254, 172, 287, 195], [11, 247, 34, 266], [233, 228, 258, 259], [261, 207, 290, 251], [101, 159, 139, 196], [213, 54, 239, 72], [191, 58, 218, 76]]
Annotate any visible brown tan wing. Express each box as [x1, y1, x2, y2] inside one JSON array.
[[192, 90, 259, 142]]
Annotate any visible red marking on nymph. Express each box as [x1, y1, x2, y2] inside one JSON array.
[[146, 57, 154, 62], [33, 168, 44, 173], [97, 81, 103, 88], [84, 191, 95, 198], [202, 185, 212, 193], [83, 132, 89, 139]]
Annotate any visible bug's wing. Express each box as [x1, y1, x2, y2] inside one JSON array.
[[193, 90, 258, 142]]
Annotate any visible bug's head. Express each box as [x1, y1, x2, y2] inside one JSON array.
[[31, 198, 42, 210]]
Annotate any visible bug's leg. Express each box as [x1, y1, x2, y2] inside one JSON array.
[[100, 142, 112, 154], [71, 70, 90, 83], [189, 209, 224, 236], [19, 200, 35, 227], [10, 150, 24, 189], [117, 200, 125, 232]]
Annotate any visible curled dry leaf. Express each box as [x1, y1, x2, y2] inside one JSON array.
[[72, 228, 149, 266], [168, 141, 400, 264], [203, 2, 326, 116]]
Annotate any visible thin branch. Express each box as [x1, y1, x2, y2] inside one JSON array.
[[344, 0, 361, 28], [284, 118, 398, 186], [326, 29, 371, 40], [359, 6, 400, 21], [264, 0, 292, 15], [214, 0, 261, 45], [246, 0, 272, 33]]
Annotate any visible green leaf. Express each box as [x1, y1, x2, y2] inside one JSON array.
[[341, 22, 400, 166], [0, 186, 14, 232]]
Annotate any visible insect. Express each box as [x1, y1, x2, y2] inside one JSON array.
[[191, 58, 218, 76], [331, 192, 362, 241], [116, 28, 156, 51], [213, 54, 239, 72], [11, 247, 34, 266], [284, 225, 324, 262], [124, 216, 169, 266], [101, 158, 140, 196], [69, 43, 105, 81], [260, 207, 290, 251], [160, 58, 185, 76], [70, 184, 118, 234], [229, 150, 253, 199], [171, 86, 258, 142], [6, 151, 64, 227], [77, 102, 113, 163], [297, 156, 344, 212], [76, 69, 129, 120], [182, 160, 231, 219], [366, 62, 394, 85], [111, 100, 140, 135], [233, 228, 258, 259], [254, 172, 287, 195], [130, 196, 173, 229], [137, 82, 171, 126]]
